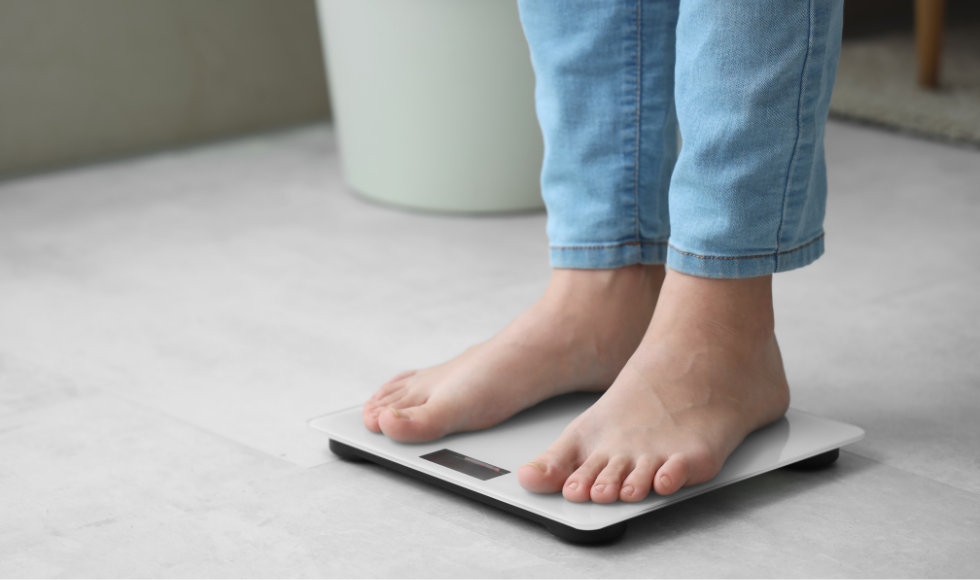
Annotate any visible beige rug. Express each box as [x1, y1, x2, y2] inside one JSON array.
[[830, 25, 980, 147]]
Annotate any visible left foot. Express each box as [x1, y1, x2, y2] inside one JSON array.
[[517, 269, 790, 502], [361, 266, 664, 443]]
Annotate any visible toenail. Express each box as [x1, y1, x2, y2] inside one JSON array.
[[660, 474, 671, 489], [593, 484, 605, 493], [622, 485, 634, 496], [387, 407, 407, 419], [522, 461, 547, 473], [566, 481, 578, 490]]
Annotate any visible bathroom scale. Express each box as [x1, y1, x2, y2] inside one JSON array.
[[309, 393, 864, 544]]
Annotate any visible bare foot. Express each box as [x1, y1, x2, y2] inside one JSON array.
[[363, 265, 665, 442], [517, 269, 790, 502]]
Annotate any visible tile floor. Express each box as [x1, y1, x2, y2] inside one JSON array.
[[0, 121, 977, 577]]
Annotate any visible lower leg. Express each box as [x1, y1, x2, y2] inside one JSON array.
[[518, 268, 789, 502], [513, 0, 840, 501]]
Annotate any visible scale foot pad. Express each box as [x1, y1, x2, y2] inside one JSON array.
[[786, 447, 840, 470]]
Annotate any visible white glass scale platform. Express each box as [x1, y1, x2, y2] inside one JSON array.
[[309, 393, 863, 543]]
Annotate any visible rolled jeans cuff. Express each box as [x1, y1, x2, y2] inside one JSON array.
[[666, 233, 825, 279], [549, 241, 668, 269]]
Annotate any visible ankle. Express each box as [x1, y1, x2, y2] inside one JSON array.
[[654, 269, 776, 338], [547, 264, 665, 301]]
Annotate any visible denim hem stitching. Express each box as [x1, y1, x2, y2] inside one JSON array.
[[667, 233, 823, 261], [775, 0, 816, 271], [552, 240, 668, 250]]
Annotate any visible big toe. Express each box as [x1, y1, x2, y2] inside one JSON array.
[[377, 399, 456, 443], [517, 444, 579, 494], [654, 452, 695, 496]]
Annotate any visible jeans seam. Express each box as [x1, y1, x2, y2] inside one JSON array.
[[775, 0, 816, 271], [667, 233, 823, 261], [552, 240, 668, 250], [631, 0, 642, 252]]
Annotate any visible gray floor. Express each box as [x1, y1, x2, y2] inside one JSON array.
[[1, 121, 977, 577]]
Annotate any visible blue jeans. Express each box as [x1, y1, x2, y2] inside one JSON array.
[[517, 0, 844, 278]]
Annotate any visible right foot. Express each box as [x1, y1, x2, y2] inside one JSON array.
[[362, 265, 665, 442]]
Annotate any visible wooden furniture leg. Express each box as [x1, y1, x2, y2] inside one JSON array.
[[915, 0, 946, 89]]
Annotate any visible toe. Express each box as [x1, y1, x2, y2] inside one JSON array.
[[620, 457, 658, 502], [361, 407, 383, 432], [376, 397, 455, 443], [363, 391, 410, 432], [367, 390, 409, 412], [362, 400, 389, 433], [368, 384, 399, 403], [369, 372, 416, 402], [380, 370, 416, 387], [654, 453, 693, 496], [590, 456, 633, 504], [517, 440, 581, 494], [563, 455, 607, 502]]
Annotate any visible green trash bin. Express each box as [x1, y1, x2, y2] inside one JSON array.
[[316, 0, 544, 213]]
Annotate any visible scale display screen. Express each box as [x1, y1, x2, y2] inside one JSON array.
[[421, 449, 510, 481]]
